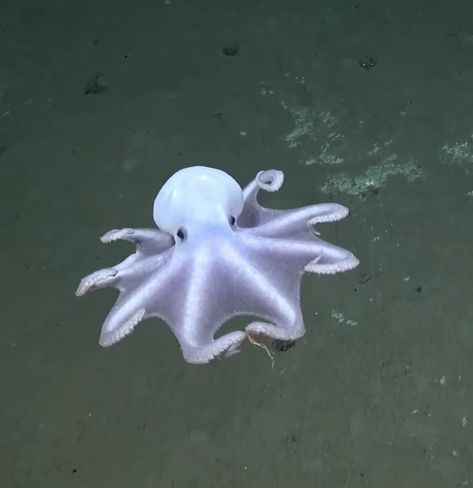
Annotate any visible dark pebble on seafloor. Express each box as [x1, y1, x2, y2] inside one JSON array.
[[222, 44, 239, 56]]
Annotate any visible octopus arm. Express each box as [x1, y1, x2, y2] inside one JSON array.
[[218, 243, 307, 343], [157, 248, 247, 364], [242, 169, 285, 201], [95, 255, 181, 346], [247, 233, 359, 275], [293, 238, 359, 274], [243, 203, 349, 238], [100, 227, 174, 255], [75, 227, 173, 295], [75, 227, 176, 345], [239, 170, 349, 238], [239, 169, 285, 227]]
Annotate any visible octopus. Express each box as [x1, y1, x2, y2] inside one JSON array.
[[76, 166, 359, 364]]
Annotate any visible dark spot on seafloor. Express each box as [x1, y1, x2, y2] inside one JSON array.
[[222, 44, 239, 56], [0, 145, 6, 158], [359, 55, 377, 70], [358, 272, 371, 284], [272, 339, 296, 352], [84, 73, 109, 95]]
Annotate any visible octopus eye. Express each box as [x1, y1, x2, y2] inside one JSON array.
[[229, 216, 236, 226], [176, 227, 187, 240]]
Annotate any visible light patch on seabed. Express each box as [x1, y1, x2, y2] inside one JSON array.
[[321, 155, 423, 197], [441, 139, 473, 173], [257, 77, 423, 196], [367, 138, 394, 156], [331, 309, 358, 327], [441, 138, 473, 197], [257, 81, 275, 97], [282, 105, 316, 149], [281, 103, 344, 165], [258, 78, 344, 166], [121, 127, 153, 172]]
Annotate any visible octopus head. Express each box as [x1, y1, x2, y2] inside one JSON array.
[[153, 166, 244, 240]]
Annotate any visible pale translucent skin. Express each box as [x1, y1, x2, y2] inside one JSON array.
[[76, 166, 359, 364]]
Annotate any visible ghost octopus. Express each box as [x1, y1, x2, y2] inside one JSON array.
[[76, 166, 359, 364]]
